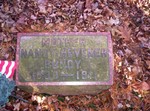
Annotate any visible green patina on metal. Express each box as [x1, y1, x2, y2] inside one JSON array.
[[18, 35, 109, 82]]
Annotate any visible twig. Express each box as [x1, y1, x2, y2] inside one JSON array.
[[10, 94, 29, 103]]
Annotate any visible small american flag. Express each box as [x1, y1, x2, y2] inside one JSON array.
[[0, 60, 16, 78]]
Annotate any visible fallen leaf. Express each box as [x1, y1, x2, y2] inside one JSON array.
[[37, 0, 48, 4], [63, 108, 71, 111], [85, 0, 93, 9], [31, 15, 37, 20], [132, 82, 150, 91], [117, 25, 132, 42], [67, 0, 76, 5], [4, 37, 12, 42], [117, 103, 123, 108], [146, 60, 150, 69], [125, 48, 132, 55], [13, 103, 20, 111], [39, 5, 47, 13], [108, 17, 120, 25], [141, 82, 150, 91]]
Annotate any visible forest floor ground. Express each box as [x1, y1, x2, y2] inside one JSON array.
[[0, 0, 150, 111]]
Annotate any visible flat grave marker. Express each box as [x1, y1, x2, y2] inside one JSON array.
[[16, 32, 113, 95]]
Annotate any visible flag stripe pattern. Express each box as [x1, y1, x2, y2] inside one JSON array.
[[0, 60, 16, 78]]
